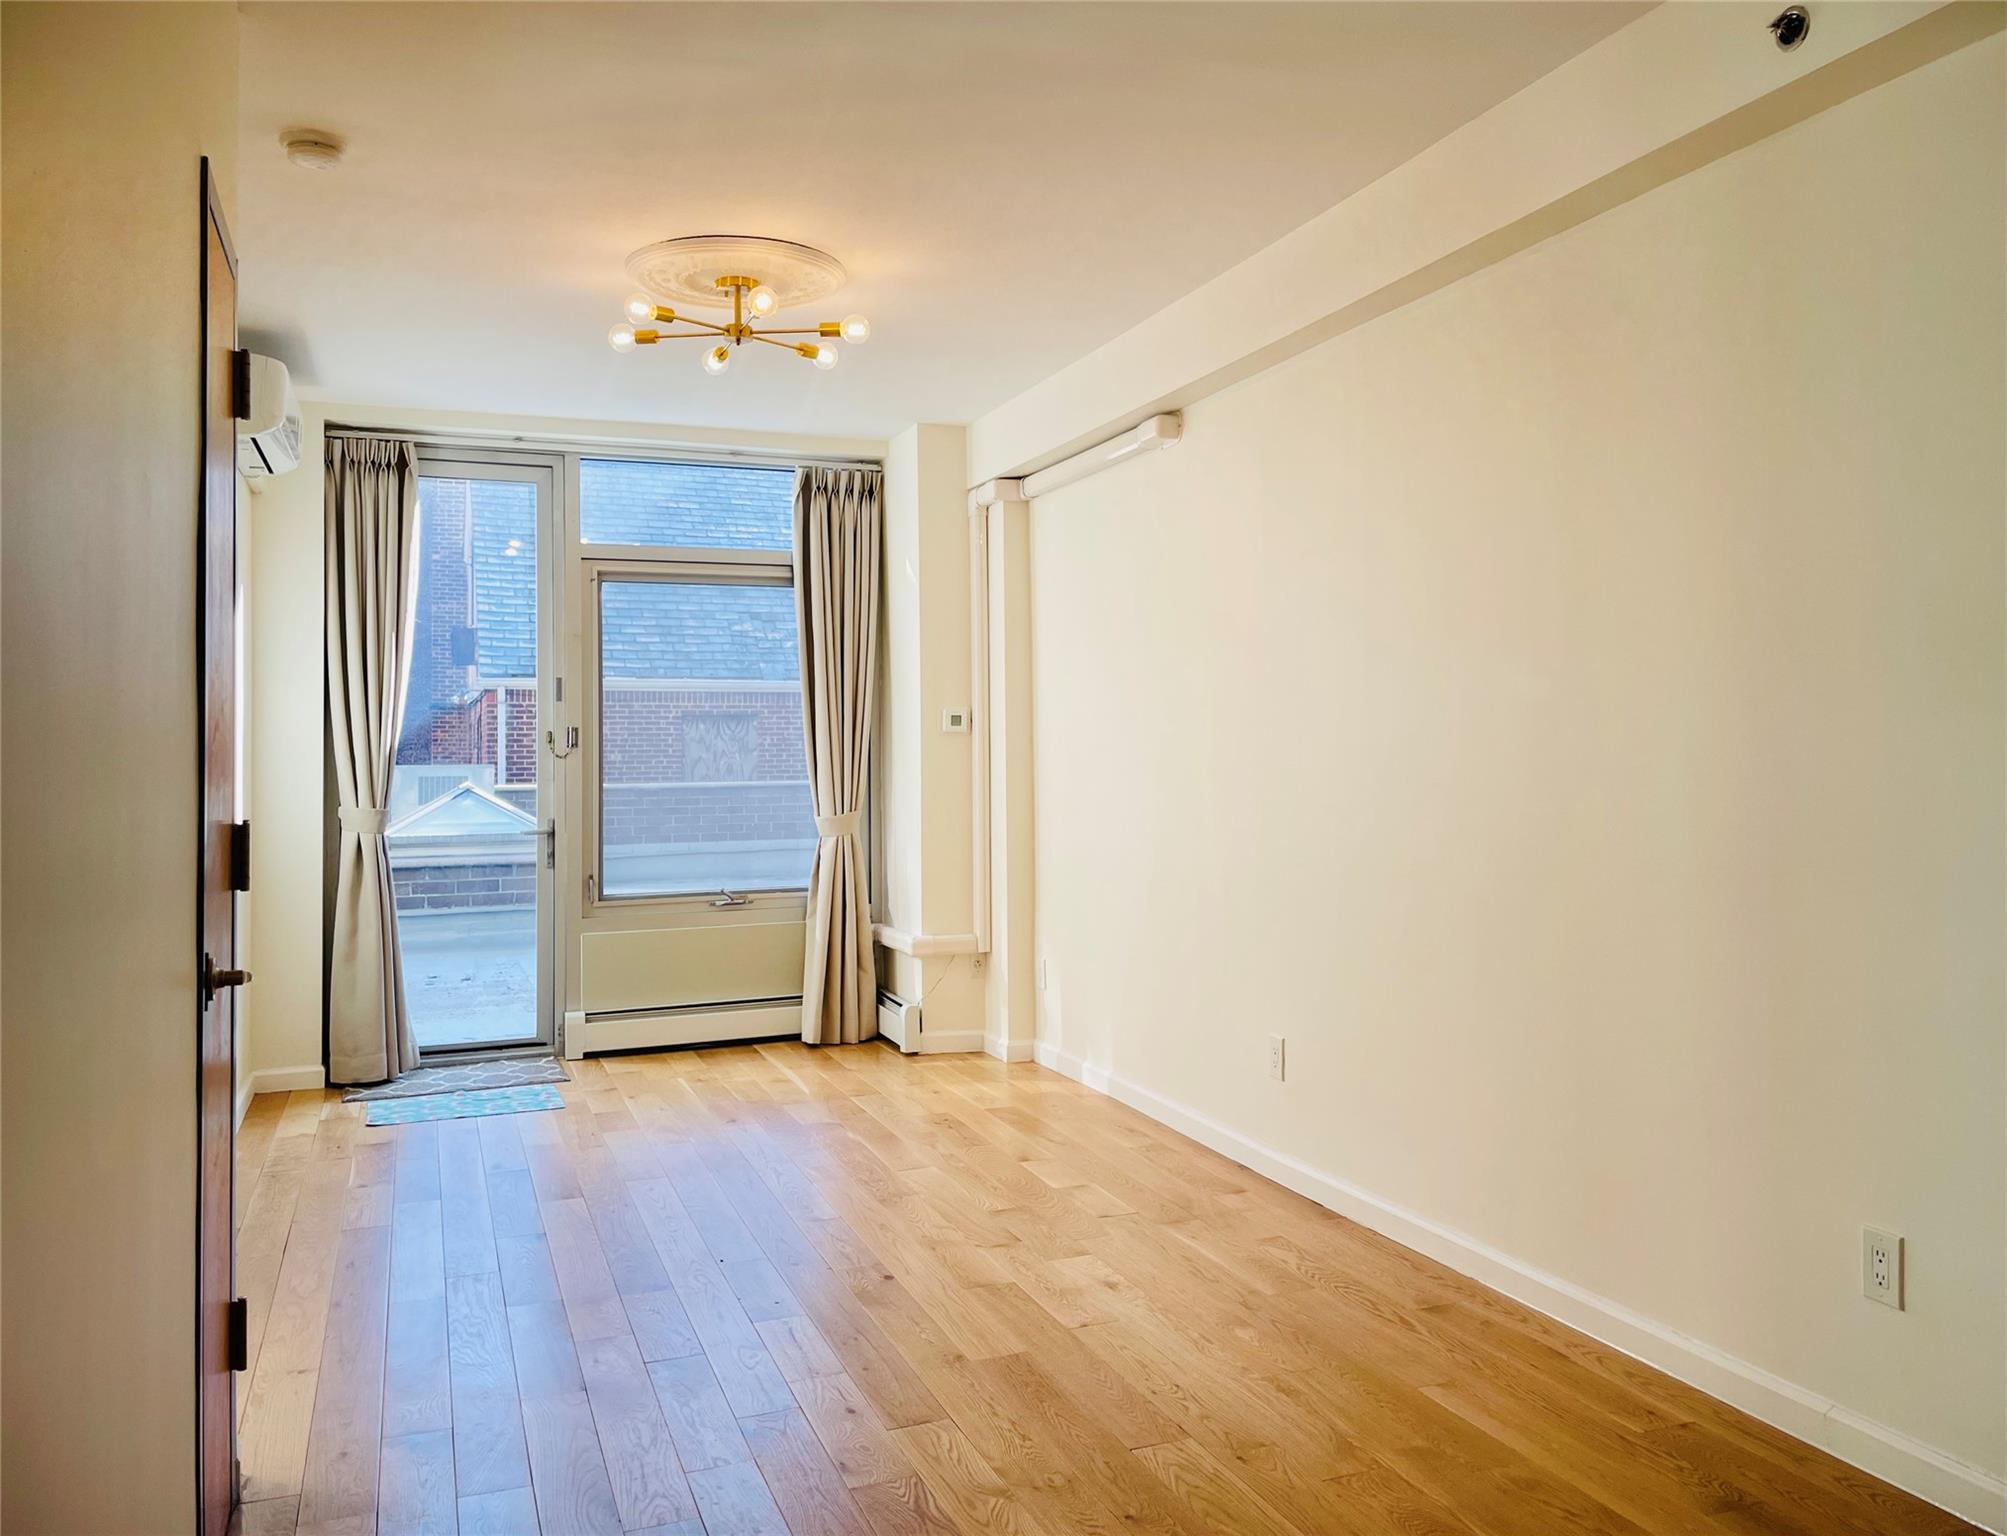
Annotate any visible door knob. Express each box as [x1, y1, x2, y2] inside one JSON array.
[[202, 953, 253, 1007]]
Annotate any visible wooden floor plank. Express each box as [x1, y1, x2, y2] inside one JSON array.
[[519, 1390, 623, 1536], [755, 1314, 845, 1384], [541, 1194, 631, 1342], [846, 1474, 966, 1536], [377, 1428, 456, 1536], [457, 1484, 540, 1536], [686, 1459, 792, 1536], [295, 1223, 393, 1531], [234, 1495, 300, 1536], [739, 1406, 874, 1536], [888, 1418, 1061, 1536], [439, 1118, 500, 1279], [382, 1196, 451, 1439], [786, 1371, 912, 1491], [647, 1352, 753, 1473], [1132, 1437, 1318, 1536], [577, 1331, 701, 1531], [234, 1044, 1984, 1536], [446, 1272, 531, 1498]]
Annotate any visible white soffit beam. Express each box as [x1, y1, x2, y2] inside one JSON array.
[[968, 0, 2000, 484]]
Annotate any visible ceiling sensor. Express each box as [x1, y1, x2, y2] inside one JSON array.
[[280, 130, 344, 170]]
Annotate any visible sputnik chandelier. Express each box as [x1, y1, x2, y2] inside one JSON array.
[[606, 234, 869, 376]]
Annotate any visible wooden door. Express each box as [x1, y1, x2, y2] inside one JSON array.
[[198, 155, 245, 1536]]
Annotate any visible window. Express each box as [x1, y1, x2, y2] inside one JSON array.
[[579, 457, 792, 550], [586, 459, 812, 901]]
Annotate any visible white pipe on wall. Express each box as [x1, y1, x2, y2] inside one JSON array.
[[965, 487, 1001, 953], [961, 416, 1181, 960], [1018, 413, 1181, 500]]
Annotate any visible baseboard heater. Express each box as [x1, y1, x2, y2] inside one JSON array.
[[877, 989, 921, 1053], [575, 996, 801, 1055]]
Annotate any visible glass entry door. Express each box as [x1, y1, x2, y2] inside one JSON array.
[[388, 456, 557, 1053]]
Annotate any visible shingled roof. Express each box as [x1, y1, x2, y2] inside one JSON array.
[[470, 461, 799, 681]]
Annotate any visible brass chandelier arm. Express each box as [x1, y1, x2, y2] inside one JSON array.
[[613, 258, 857, 369]]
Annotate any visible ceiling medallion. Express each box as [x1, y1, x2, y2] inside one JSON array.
[[607, 235, 868, 376]]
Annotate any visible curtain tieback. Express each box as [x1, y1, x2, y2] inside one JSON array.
[[339, 805, 388, 835], [815, 811, 862, 839]]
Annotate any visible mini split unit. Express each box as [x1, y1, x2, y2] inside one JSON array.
[[236, 352, 303, 481]]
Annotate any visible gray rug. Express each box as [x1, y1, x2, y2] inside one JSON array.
[[343, 1055, 569, 1103]]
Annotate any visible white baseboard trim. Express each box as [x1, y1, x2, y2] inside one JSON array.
[[252, 1065, 326, 1095], [238, 1064, 328, 1125], [915, 1028, 987, 1055], [985, 1033, 1034, 1063], [1031, 1041, 2007, 1534], [563, 1009, 587, 1061]]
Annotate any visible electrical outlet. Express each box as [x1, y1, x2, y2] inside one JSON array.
[[1037, 958, 1049, 991], [1267, 1035, 1285, 1081], [1863, 1227, 1903, 1310]]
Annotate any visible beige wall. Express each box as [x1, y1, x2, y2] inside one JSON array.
[[1, 5, 240, 1530], [877, 427, 929, 985], [244, 406, 331, 1086], [1027, 32, 2004, 1489], [875, 426, 985, 1038]]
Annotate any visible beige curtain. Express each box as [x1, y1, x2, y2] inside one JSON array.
[[325, 435, 422, 1084], [793, 466, 883, 1045]]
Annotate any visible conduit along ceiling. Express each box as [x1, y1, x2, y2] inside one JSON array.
[[239, 1, 1645, 439]]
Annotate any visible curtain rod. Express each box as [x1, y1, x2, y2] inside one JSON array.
[[323, 421, 881, 471]]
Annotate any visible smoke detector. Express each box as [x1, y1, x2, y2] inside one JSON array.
[[280, 130, 344, 170]]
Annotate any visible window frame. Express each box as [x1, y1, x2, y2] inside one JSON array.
[[582, 552, 812, 912], [399, 447, 564, 1057]]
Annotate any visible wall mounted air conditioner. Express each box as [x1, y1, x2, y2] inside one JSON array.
[[236, 352, 302, 482]]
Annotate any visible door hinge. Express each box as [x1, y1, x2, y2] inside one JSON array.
[[228, 820, 251, 892], [227, 1297, 248, 1371], [231, 348, 252, 422]]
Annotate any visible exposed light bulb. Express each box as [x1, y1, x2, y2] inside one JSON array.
[[607, 323, 637, 353], [747, 285, 779, 317], [702, 344, 732, 376], [839, 314, 870, 344], [812, 344, 839, 371], [623, 293, 657, 325]]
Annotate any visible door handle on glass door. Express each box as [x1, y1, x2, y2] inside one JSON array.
[[543, 821, 556, 870]]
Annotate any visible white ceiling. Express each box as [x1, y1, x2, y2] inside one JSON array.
[[239, 2, 1644, 440]]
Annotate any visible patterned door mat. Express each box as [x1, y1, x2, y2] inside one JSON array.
[[364, 1083, 565, 1126], [343, 1055, 569, 1103]]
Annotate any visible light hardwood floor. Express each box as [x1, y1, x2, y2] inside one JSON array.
[[230, 1042, 1978, 1536]]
